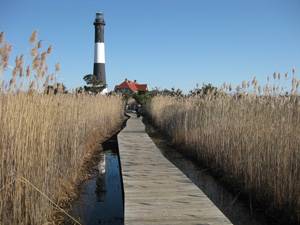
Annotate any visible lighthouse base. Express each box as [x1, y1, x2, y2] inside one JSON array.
[[100, 88, 108, 95]]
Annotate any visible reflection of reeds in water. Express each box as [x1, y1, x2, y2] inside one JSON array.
[[146, 72, 300, 223], [0, 32, 124, 224]]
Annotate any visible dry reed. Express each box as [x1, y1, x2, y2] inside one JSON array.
[[0, 32, 125, 224], [0, 94, 124, 224], [146, 78, 300, 223]]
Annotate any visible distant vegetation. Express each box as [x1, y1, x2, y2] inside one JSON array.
[[131, 84, 218, 105], [145, 72, 300, 224], [82, 73, 106, 94], [0, 32, 124, 224]]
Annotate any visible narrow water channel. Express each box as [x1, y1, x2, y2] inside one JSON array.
[[69, 135, 124, 225], [144, 119, 284, 225]]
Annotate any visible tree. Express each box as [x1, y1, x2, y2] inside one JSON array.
[[189, 83, 218, 96], [132, 92, 152, 105], [148, 87, 183, 97], [83, 74, 106, 94]]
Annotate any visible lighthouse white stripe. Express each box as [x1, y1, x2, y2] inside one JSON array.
[[94, 42, 105, 63]]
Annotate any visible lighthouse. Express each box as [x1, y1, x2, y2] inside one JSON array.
[[93, 12, 107, 92]]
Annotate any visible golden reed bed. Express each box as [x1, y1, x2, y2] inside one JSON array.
[[0, 32, 124, 224], [0, 94, 124, 224], [146, 93, 300, 223]]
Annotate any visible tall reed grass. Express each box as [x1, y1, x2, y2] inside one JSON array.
[[146, 78, 300, 223], [0, 32, 124, 224]]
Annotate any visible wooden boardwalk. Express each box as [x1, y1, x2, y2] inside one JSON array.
[[118, 114, 232, 225]]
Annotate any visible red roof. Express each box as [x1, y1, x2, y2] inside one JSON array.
[[115, 80, 148, 92]]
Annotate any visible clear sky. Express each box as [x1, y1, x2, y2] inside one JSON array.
[[1, 0, 299, 91]]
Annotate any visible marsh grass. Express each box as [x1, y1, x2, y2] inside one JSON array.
[[0, 32, 124, 224], [146, 77, 300, 223]]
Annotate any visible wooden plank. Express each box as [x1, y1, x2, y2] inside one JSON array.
[[118, 114, 232, 225]]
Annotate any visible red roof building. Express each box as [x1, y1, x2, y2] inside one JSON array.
[[115, 79, 148, 94]]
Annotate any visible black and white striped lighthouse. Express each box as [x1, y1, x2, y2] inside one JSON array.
[[93, 12, 106, 88]]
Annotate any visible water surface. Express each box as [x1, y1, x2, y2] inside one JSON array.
[[70, 135, 124, 225]]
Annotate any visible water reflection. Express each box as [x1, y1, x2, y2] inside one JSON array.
[[70, 135, 124, 225], [96, 156, 106, 202]]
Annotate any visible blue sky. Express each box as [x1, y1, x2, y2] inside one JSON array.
[[1, 0, 299, 91]]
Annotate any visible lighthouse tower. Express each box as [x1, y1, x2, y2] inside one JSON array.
[[93, 12, 107, 93]]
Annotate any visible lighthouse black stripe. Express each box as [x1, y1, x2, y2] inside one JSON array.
[[93, 63, 106, 84], [94, 24, 104, 43]]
